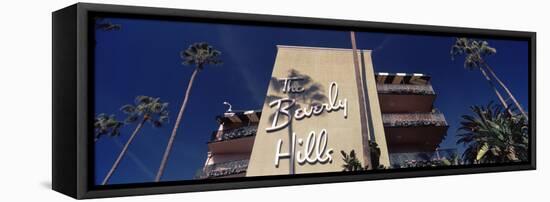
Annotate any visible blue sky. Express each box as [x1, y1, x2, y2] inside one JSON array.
[[94, 17, 529, 185]]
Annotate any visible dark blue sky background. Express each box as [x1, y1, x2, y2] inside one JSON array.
[[94, 17, 528, 185]]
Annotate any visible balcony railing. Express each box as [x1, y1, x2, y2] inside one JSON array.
[[195, 159, 249, 179], [210, 125, 258, 142], [377, 84, 435, 95], [382, 113, 447, 127], [390, 148, 460, 168]]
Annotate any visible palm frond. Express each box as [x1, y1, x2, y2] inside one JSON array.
[[94, 113, 124, 141], [457, 102, 529, 164], [121, 95, 170, 128], [450, 37, 497, 71], [180, 42, 223, 69]]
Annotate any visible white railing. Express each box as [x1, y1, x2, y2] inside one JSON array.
[[210, 125, 257, 142], [382, 113, 447, 127], [195, 159, 249, 179], [377, 84, 435, 95]]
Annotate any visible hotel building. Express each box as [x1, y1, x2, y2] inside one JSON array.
[[196, 110, 261, 179], [375, 72, 450, 167], [196, 46, 449, 179]]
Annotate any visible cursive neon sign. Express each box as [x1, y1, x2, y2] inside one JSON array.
[[266, 81, 348, 132], [267, 77, 348, 168]]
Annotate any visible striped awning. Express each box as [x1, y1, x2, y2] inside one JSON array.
[[216, 110, 262, 124], [375, 72, 431, 85]]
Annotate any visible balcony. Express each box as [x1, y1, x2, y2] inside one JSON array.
[[382, 112, 447, 127], [210, 125, 257, 142], [377, 84, 436, 113], [389, 148, 459, 168], [195, 159, 249, 179], [382, 113, 448, 153], [208, 126, 257, 154], [377, 84, 435, 95]]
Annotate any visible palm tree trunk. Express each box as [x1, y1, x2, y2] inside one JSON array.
[[155, 68, 199, 182], [483, 64, 528, 119], [287, 124, 295, 174], [350, 31, 372, 169], [101, 118, 146, 185], [478, 67, 513, 116]]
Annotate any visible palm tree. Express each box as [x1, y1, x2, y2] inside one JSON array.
[[451, 38, 527, 119], [369, 140, 382, 169], [155, 42, 222, 181], [350, 31, 374, 170], [94, 113, 124, 142], [456, 102, 528, 164], [93, 17, 121, 46], [102, 95, 169, 185], [95, 17, 121, 31], [341, 150, 364, 171]]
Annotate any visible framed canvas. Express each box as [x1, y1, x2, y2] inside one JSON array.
[[52, 3, 536, 199]]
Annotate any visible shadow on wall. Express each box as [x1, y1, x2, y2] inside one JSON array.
[[264, 69, 328, 173]]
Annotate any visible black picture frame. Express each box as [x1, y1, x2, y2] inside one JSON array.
[[52, 2, 536, 199]]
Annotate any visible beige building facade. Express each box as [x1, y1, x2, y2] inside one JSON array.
[[246, 46, 390, 176]]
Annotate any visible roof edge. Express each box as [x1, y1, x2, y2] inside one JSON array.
[[276, 45, 372, 52]]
